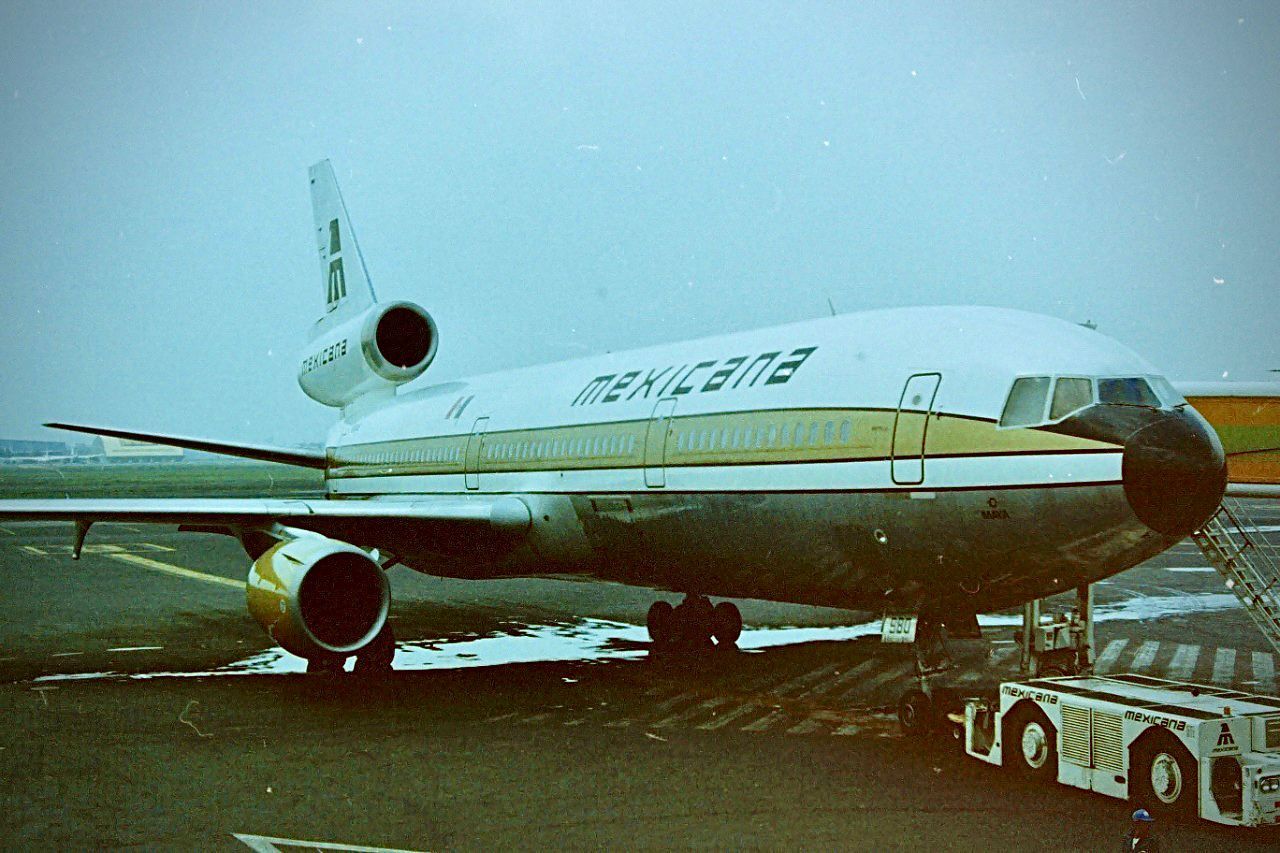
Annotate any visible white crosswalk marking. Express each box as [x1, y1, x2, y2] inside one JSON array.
[[519, 712, 553, 724], [741, 708, 789, 732], [484, 712, 517, 723], [653, 698, 730, 729], [497, 641, 1276, 738], [696, 702, 763, 731], [1212, 648, 1237, 684], [1167, 644, 1200, 680], [832, 662, 913, 705], [792, 659, 880, 701], [648, 691, 700, 716], [1094, 639, 1129, 672], [1129, 641, 1159, 672], [785, 716, 826, 735], [1253, 652, 1277, 696], [766, 663, 842, 698]]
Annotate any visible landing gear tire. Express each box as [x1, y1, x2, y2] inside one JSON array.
[[711, 601, 742, 648], [1004, 704, 1058, 783], [647, 600, 676, 648], [306, 653, 346, 675], [675, 596, 714, 648], [649, 597, 738, 654], [1132, 732, 1198, 818], [353, 623, 396, 675], [897, 689, 935, 737]]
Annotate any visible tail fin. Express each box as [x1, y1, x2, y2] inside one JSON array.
[[308, 160, 376, 336]]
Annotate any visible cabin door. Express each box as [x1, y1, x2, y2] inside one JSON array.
[[644, 398, 678, 488], [891, 373, 941, 485], [464, 416, 489, 490]]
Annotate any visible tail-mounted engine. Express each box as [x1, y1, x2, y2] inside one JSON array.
[[246, 534, 390, 659], [297, 301, 438, 408]]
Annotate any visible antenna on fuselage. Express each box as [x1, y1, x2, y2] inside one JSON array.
[[826, 296, 838, 317]]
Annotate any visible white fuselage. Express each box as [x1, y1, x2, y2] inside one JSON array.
[[319, 306, 1181, 614]]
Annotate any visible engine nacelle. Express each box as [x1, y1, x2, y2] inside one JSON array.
[[246, 534, 390, 659], [297, 301, 438, 408]]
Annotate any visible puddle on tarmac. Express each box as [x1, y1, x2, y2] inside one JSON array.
[[34, 590, 1244, 683]]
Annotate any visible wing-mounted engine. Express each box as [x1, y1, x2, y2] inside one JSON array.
[[297, 301, 439, 408], [246, 533, 390, 659]]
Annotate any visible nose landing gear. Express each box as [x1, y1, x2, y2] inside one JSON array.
[[895, 584, 1098, 737], [647, 595, 742, 652]]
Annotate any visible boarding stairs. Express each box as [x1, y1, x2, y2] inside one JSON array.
[[1191, 498, 1280, 657]]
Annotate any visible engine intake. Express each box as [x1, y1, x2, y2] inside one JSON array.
[[298, 301, 438, 408], [374, 305, 433, 370], [246, 534, 390, 659]]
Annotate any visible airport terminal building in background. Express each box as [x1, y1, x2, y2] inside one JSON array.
[[97, 436, 183, 463], [0, 439, 71, 462], [0, 437, 183, 464]]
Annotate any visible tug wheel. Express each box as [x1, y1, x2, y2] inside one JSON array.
[[1131, 730, 1198, 818], [1003, 703, 1058, 782]]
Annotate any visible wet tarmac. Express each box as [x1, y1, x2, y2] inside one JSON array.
[[3, 506, 1280, 849]]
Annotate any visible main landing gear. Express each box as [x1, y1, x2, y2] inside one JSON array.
[[305, 623, 397, 676], [896, 616, 963, 738], [647, 595, 742, 653]]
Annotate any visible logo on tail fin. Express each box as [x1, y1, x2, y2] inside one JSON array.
[[326, 218, 347, 310]]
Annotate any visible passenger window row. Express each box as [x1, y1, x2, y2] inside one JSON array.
[[674, 418, 854, 454], [484, 433, 638, 462], [344, 446, 461, 466]]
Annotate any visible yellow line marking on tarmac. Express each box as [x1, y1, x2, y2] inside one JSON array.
[[107, 553, 242, 589], [19, 545, 48, 556], [0, 526, 14, 536]]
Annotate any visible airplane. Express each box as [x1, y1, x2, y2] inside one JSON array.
[[0, 161, 1262, 691]]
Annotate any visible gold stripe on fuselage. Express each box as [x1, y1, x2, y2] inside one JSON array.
[[326, 407, 1119, 480]]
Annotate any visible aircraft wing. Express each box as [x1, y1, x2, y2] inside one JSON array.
[[43, 422, 327, 469], [0, 496, 532, 557]]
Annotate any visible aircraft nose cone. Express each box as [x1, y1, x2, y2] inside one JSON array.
[[1123, 411, 1227, 537]]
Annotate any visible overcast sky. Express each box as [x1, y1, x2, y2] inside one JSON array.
[[1, 2, 1277, 444]]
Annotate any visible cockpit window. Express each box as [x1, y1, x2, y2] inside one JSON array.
[[1149, 376, 1187, 408], [999, 376, 1051, 427], [1050, 377, 1094, 420], [1098, 377, 1160, 407]]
